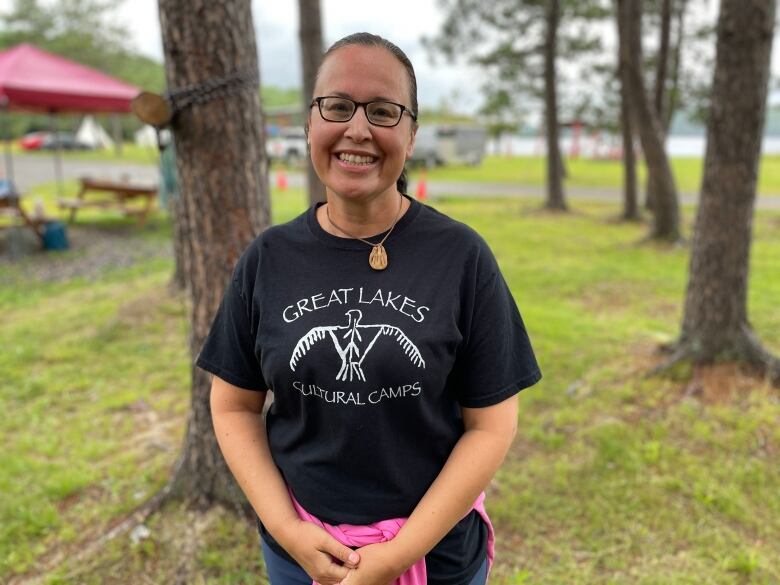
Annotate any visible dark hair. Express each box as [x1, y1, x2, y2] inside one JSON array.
[[311, 32, 419, 195]]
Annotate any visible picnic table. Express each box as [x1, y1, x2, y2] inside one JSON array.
[[0, 181, 46, 243], [58, 177, 158, 226]]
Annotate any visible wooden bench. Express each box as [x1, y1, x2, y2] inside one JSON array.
[[58, 177, 159, 226], [0, 193, 47, 243]]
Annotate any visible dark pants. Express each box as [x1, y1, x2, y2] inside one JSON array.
[[261, 538, 489, 584]]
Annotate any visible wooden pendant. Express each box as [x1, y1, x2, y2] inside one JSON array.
[[369, 244, 388, 270]]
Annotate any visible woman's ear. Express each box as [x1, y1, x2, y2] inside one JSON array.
[[405, 125, 418, 159]]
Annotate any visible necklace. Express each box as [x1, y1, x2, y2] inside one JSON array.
[[325, 194, 404, 270]]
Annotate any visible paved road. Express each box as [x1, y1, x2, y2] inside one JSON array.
[[4, 154, 159, 193], [6, 155, 780, 210]]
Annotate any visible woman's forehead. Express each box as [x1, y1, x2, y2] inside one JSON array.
[[315, 45, 410, 102]]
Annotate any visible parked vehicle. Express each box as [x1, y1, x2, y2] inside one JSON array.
[[409, 124, 487, 168], [40, 132, 93, 151], [19, 131, 48, 150], [266, 126, 307, 165], [20, 131, 93, 151]]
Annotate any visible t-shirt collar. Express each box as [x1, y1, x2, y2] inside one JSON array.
[[306, 193, 422, 250]]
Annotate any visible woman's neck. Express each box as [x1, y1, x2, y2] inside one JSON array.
[[318, 191, 409, 239]]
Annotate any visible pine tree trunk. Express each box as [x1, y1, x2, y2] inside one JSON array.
[[616, 0, 680, 241], [543, 0, 567, 210], [158, 0, 271, 509], [663, 0, 686, 134], [679, 0, 776, 365], [298, 0, 326, 205], [644, 0, 672, 214], [618, 61, 639, 220]]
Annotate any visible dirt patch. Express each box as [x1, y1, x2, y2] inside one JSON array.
[[0, 220, 172, 284], [679, 362, 774, 405]]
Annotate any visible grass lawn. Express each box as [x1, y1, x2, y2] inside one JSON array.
[[2, 188, 779, 584], [409, 155, 780, 196]]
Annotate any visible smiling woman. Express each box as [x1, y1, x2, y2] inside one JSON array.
[[197, 32, 542, 585]]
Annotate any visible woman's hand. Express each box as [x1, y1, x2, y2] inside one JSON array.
[[279, 519, 361, 585], [338, 542, 408, 585]]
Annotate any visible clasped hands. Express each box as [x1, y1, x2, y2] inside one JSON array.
[[283, 520, 411, 585]]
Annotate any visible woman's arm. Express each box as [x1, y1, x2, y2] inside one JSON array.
[[209, 375, 360, 584], [340, 393, 519, 584]]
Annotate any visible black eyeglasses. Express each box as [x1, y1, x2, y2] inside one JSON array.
[[311, 96, 417, 127]]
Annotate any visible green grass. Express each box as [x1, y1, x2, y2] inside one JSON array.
[[2, 190, 779, 583], [410, 155, 780, 196]]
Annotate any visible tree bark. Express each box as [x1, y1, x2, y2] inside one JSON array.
[[616, 0, 680, 241], [663, 0, 686, 134], [543, 0, 567, 211], [618, 61, 640, 220], [158, 0, 271, 509], [676, 0, 779, 379], [644, 0, 673, 213], [298, 0, 326, 205]]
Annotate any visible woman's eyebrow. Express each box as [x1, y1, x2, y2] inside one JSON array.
[[329, 91, 399, 102]]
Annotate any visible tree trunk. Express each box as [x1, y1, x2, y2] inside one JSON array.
[[618, 61, 640, 220], [616, 0, 680, 241], [663, 0, 686, 134], [678, 0, 778, 379], [543, 0, 567, 211], [158, 0, 271, 509], [644, 0, 672, 213], [298, 0, 326, 205], [654, 0, 672, 124]]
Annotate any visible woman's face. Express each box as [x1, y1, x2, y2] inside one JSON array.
[[308, 45, 417, 203]]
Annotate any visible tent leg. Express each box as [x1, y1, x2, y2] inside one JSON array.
[[49, 112, 63, 199], [112, 114, 123, 156], [1, 97, 14, 185]]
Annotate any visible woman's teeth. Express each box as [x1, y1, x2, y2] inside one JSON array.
[[338, 153, 376, 165]]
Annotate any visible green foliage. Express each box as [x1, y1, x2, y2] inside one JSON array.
[[261, 86, 301, 109], [425, 0, 611, 125]]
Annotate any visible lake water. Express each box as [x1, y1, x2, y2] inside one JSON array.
[[487, 135, 780, 158]]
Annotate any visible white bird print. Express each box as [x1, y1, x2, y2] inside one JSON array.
[[289, 309, 425, 381]]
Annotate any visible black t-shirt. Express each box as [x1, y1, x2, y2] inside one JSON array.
[[196, 194, 542, 584]]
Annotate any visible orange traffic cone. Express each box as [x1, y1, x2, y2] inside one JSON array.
[[276, 170, 288, 191], [415, 170, 428, 200]]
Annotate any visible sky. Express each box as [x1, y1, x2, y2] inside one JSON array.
[[117, 0, 483, 113]]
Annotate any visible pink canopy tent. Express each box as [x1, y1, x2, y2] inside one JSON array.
[[0, 43, 140, 190], [0, 43, 139, 112]]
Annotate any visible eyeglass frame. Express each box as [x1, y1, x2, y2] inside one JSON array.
[[310, 96, 418, 128]]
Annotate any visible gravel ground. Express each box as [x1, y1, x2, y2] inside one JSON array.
[[0, 221, 172, 285]]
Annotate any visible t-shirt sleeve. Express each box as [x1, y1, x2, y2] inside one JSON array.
[[195, 267, 267, 392], [452, 241, 542, 408]]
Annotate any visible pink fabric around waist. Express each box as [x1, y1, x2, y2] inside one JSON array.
[[287, 486, 495, 585]]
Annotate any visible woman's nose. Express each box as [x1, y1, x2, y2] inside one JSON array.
[[344, 105, 372, 141]]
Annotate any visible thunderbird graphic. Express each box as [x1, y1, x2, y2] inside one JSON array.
[[289, 309, 425, 382]]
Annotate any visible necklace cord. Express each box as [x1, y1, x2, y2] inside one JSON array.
[[325, 194, 404, 247]]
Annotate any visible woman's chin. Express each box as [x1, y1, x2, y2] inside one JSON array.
[[327, 181, 395, 201]]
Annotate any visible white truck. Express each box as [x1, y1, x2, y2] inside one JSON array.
[[266, 126, 308, 165], [409, 124, 487, 168]]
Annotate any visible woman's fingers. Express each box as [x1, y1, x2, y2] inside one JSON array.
[[319, 533, 361, 569]]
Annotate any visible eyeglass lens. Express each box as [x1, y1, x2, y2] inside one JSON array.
[[319, 97, 403, 126]]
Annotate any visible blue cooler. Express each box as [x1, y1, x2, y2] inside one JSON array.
[[42, 221, 70, 251]]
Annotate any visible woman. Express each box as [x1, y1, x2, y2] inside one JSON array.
[[196, 33, 542, 585]]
